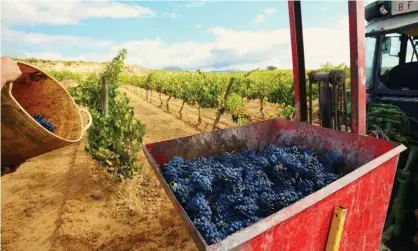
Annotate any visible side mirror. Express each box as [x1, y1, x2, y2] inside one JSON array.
[[383, 36, 402, 56]]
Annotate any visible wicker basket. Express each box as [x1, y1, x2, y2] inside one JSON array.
[[1, 62, 92, 167]]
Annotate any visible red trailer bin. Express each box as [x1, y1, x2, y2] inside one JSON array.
[[143, 119, 406, 251]]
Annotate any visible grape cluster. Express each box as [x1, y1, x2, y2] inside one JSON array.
[[32, 114, 56, 132], [161, 145, 344, 245]]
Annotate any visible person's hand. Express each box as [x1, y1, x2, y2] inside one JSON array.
[[1, 164, 23, 176], [1, 56, 22, 90]]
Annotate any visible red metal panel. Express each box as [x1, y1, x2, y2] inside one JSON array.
[[143, 118, 406, 251], [288, 0, 308, 122], [348, 1, 367, 135]]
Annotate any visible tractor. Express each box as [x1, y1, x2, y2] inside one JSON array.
[[364, 2, 418, 250]]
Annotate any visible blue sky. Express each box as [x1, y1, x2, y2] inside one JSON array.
[[1, 1, 363, 71]]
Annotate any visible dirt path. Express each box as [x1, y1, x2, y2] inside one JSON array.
[[2, 89, 201, 251], [1, 144, 78, 251]]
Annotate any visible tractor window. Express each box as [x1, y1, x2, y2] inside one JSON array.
[[406, 37, 418, 62], [380, 34, 401, 79], [381, 34, 418, 91], [366, 37, 377, 88]]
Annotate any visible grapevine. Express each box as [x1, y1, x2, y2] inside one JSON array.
[[118, 62, 351, 124], [68, 49, 146, 180], [123, 70, 298, 123]]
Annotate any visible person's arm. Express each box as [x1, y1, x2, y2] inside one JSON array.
[[1, 56, 22, 90], [1, 57, 23, 176]]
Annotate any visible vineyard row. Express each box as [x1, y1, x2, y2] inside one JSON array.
[[50, 62, 350, 128]]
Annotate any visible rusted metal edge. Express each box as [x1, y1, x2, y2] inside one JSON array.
[[143, 140, 406, 251]]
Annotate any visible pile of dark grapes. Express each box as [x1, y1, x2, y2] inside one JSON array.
[[161, 145, 344, 245], [32, 114, 56, 132]]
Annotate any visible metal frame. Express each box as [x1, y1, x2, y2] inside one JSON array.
[[288, 0, 366, 134], [288, 0, 307, 123], [366, 11, 418, 37], [348, 1, 366, 134]]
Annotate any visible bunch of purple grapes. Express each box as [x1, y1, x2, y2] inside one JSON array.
[[161, 145, 344, 245], [32, 114, 56, 132]]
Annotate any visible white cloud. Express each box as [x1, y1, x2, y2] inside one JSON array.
[[255, 14, 265, 22], [264, 8, 277, 15], [113, 16, 349, 71], [2, 16, 350, 71], [21, 52, 112, 63], [170, 12, 177, 19], [253, 8, 275, 23], [162, 11, 181, 19], [1, 1, 155, 25], [210, 28, 289, 54], [1, 26, 112, 48], [182, 2, 206, 8]]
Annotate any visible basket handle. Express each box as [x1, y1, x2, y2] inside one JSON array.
[[79, 107, 92, 131]]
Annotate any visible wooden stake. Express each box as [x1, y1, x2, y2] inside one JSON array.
[[101, 75, 109, 116], [212, 77, 235, 130]]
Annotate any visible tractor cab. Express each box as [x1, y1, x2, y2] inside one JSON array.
[[365, 1, 418, 140], [363, 3, 418, 250]]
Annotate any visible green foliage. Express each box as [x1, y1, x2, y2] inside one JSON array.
[[237, 117, 249, 125], [68, 74, 102, 110], [12, 57, 97, 65], [124, 69, 296, 119], [12, 57, 45, 64], [225, 93, 245, 117], [48, 70, 83, 82], [267, 72, 295, 107], [68, 49, 146, 180], [118, 74, 148, 98], [277, 105, 296, 120], [366, 104, 410, 145], [245, 72, 273, 101], [195, 71, 226, 109], [267, 65, 277, 70]]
